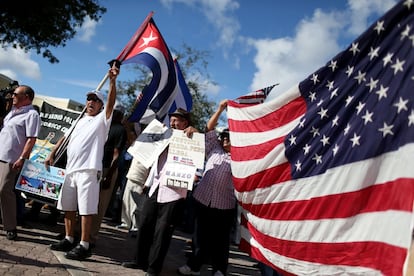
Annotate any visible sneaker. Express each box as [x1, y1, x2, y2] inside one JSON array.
[[50, 238, 74, 252], [65, 244, 92, 260], [116, 223, 128, 229], [177, 265, 200, 275], [6, 230, 17, 240], [213, 271, 224, 276]]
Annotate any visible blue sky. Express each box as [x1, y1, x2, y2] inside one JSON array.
[[0, 0, 397, 106]]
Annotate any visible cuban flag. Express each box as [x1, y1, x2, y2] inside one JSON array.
[[143, 58, 193, 125], [116, 15, 182, 123], [163, 59, 193, 124]]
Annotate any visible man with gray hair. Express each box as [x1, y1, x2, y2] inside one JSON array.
[[0, 85, 40, 241]]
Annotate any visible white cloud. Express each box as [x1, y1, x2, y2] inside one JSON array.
[[144, 0, 399, 100], [76, 16, 100, 43], [199, 0, 240, 49], [248, 0, 397, 97], [347, 0, 397, 36], [188, 70, 221, 96], [0, 46, 41, 81], [58, 78, 100, 90], [98, 45, 107, 52], [160, 0, 240, 51], [248, 9, 345, 96]]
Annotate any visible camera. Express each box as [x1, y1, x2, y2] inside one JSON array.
[[0, 80, 19, 97]]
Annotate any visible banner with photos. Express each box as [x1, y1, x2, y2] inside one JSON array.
[[18, 101, 79, 202], [15, 159, 65, 201], [30, 101, 80, 162]]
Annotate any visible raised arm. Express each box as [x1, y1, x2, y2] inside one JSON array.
[[105, 65, 120, 119], [206, 99, 228, 132]]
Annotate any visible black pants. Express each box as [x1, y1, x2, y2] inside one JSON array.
[[187, 201, 235, 275], [134, 188, 185, 274]]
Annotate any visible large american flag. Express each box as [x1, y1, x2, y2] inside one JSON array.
[[228, 1, 414, 275]]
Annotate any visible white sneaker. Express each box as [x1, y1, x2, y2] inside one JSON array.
[[116, 223, 128, 229], [213, 271, 224, 276], [177, 265, 200, 275]]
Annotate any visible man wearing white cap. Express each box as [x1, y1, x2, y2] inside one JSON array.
[[90, 102, 127, 245], [46, 65, 120, 260]]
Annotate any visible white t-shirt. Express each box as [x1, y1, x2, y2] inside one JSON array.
[[65, 110, 111, 174]]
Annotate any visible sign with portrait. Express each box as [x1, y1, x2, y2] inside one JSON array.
[[30, 101, 80, 162], [15, 159, 65, 202]]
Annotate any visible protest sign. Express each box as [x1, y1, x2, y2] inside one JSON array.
[[19, 101, 78, 203], [127, 119, 172, 168], [15, 159, 65, 202], [30, 101, 80, 162], [163, 129, 205, 190]]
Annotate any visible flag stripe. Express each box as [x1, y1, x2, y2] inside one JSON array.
[[127, 48, 173, 122], [230, 136, 285, 161], [148, 61, 178, 111], [229, 87, 305, 134], [240, 220, 406, 276], [240, 178, 414, 221], [239, 203, 413, 247], [232, 162, 291, 191], [234, 143, 414, 202]]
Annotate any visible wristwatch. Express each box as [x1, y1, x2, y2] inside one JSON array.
[[19, 156, 25, 160]]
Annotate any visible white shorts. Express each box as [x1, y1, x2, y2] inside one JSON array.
[[57, 170, 100, 215]]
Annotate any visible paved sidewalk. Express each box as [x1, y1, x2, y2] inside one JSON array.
[[0, 210, 260, 276]]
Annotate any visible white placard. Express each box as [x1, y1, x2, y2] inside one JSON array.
[[162, 162, 197, 190], [167, 129, 205, 170], [127, 119, 172, 168], [158, 130, 205, 190]]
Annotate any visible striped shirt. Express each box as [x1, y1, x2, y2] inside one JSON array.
[[193, 130, 235, 210]]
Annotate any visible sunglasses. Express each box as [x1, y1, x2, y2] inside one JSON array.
[[87, 96, 101, 102], [12, 92, 27, 97]]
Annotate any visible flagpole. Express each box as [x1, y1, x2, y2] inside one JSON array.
[[53, 66, 117, 165], [53, 12, 155, 166]]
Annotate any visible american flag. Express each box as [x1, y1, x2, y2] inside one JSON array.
[[116, 14, 180, 123], [228, 1, 414, 275], [235, 84, 278, 105]]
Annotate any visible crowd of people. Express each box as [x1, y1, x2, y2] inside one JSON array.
[[0, 67, 279, 275]]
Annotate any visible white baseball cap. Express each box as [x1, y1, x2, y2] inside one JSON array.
[[86, 90, 104, 103]]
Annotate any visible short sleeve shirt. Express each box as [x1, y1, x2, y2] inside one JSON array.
[[193, 130, 235, 210], [0, 105, 40, 163], [65, 110, 112, 174]]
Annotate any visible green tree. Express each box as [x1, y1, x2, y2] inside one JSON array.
[[0, 1, 106, 63], [116, 44, 216, 131]]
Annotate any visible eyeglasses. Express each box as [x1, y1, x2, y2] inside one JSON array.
[[87, 96, 101, 102], [12, 92, 27, 97]]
